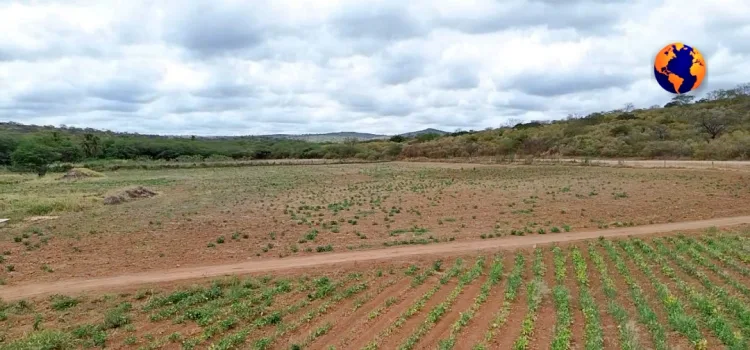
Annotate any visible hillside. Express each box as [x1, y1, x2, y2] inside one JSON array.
[[260, 132, 389, 142], [260, 129, 449, 142], [2, 83, 750, 169], [0, 122, 448, 142], [398, 128, 449, 137]]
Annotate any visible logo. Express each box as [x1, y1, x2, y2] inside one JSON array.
[[653, 42, 706, 94]]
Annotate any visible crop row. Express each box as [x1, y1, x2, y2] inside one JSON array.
[[398, 256, 486, 350], [437, 255, 504, 349], [511, 248, 546, 349]]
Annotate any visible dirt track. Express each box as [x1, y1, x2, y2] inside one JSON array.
[[1, 215, 749, 301], [400, 159, 750, 170]]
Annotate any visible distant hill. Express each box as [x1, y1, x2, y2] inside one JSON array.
[[398, 128, 449, 137], [3, 84, 750, 163], [260, 132, 389, 142], [0, 122, 447, 142], [258, 129, 448, 142]]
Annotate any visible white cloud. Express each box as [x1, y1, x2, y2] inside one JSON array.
[[1, 0, 749, 135]]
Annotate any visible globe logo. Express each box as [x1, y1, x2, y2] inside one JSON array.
[[653, 43, 706, 94]]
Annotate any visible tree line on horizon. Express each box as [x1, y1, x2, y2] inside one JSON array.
[[2, 83, 750, 175]]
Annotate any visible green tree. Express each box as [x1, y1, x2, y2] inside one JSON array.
[[664, 94, 694, 107], [389, 135, 406, 143], [416, 133, 440, 142], [80, 133, 102, 158], [0, 134, 19, 165], [34, 132, 83, 162], [694, 109, 737, 140], [11, 140, 61, 176], [385, 143, 403, 158]]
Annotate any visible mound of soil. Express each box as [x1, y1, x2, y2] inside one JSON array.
[[60, 168, 104, 180], [103, 186, 157, 205]]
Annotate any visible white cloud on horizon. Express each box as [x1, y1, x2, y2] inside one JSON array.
[[1, 0, 749, 136]]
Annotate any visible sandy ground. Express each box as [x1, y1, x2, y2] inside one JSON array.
[[1, 214, 748, 301]]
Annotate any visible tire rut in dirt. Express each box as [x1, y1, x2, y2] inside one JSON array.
[[307, 276, 409, 349], [414, 268, 490, 349]]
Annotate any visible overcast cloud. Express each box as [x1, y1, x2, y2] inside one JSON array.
[[1, 0, 749, 136]]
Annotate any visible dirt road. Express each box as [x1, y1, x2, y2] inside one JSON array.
[[1, 215, 748, 301], [549, 158, 750, 170], [399, 159, 750, 170]]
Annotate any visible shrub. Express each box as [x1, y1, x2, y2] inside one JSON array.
[[50, 295, 79, 311]]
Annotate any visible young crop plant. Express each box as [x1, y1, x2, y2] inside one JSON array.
[[662, 237, 750, 334], [550, 246, 573, 350], [669, 235, 750, 298], [512, 248, 545, 350], [262, 280, 370, 348], [587, 242, 642, 350], [705, 235, 750, 264], [478, 252, 526, 347], [363, 259, 464, 349], [636, 238, 747, 348], [693, 236, 750, 277], [410, 261, 442, 287], [399, 257, 486, 350], [571, 246, 604, 350], [617, 240, 707, 348], [437, 255, 504, 350], [601, 240, 668, 350], [679, 236, 750, 282]]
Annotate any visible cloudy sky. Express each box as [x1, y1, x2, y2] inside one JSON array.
[[1, 0, 749, 136]]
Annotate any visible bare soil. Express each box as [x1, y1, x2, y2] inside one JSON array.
[[2, 162, 750, 348], [3, 163, 750, 289], [618, 243, 696, 349], [563, 248, 586, 349], [310, 277, 409, 348], [417, 270, 488, 349], [2, 216, 748, 301], [529, 248, 557, 349], [492, 258, 530, 349], [455, 253, 513, 345], [344, 276, 438, 349], [596, 243, 656, 350], [580, 243, 620, 349]]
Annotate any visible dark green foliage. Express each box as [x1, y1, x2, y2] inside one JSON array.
[[50, 295, 80, 311], [102, 303, 132, 329], [3, 85, 750, 167], [1, 330, 75, 350], [10, 140, 61, 176]]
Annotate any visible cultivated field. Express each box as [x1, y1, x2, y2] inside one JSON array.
[[0, 161, 749, 348], [0, 230, 748, 349], [2, 162, 750, 285]]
